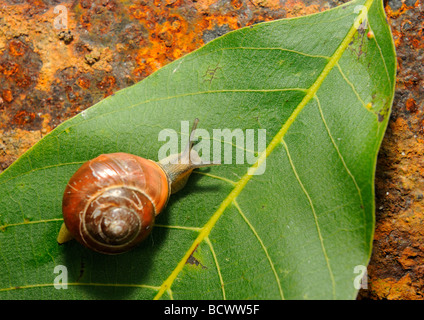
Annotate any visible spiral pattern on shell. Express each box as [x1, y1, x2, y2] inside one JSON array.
[[62, 153, 170, 254]]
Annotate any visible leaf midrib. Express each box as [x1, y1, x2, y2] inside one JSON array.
[[153, 0, 374, 300]]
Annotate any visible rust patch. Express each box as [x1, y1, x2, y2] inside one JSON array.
[[405, 98, 418, 113], [2, 89, 13, 103], [362, 274, 423, 300], [9, 39, 27, 57], [0, 128, 42, 172], [13, 110, 36, 126], [58, 30, 74, 44], [96, 75, 116, 97]]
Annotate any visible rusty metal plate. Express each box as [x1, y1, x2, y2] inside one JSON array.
[[0, 0, 423, 299]]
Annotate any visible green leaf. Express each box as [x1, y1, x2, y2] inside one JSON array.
[[0, 0, 395, 299]]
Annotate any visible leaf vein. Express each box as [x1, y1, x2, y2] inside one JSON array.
[[281, 139, 336, 298], [335, 62, 367, 108], [205, 237, 226, 300], [233, 200, 284, 300], [367, 23, 392, 89], [314, 95, 367, 237]]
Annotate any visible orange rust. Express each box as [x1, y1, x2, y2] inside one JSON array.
[[2, 89, 13, 103], [366, 274, 423, 300], [40, 113, 52, 134], [8, 40, 26, 56], [15, 73, 32, 88], [96, 75, 116, 97], [405, 98, 417, 113], [249, 0, 281, 10], [130, 6, 243, 77], [165, 0, 182, 6], [65, 85, 79, 103], [192, 0, 221, 14], [385, 0, 420, 19], [284, 0, 323, 17], [231, 0, 244, 10], [411, 38, 420, 49], [0, 128, 42, 172], [0, 61, 19, 77], [77, 76, 91, 89], [13, 110, 35, 126]]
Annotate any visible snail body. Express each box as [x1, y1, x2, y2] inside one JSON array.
[[58, 119, 212, 254]]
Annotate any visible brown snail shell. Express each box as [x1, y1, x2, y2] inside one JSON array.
[[58, 119, 214, 254], [61, 153, 169, 254]]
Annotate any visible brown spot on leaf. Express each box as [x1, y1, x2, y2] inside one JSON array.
[[202, 64, 222, 84], [186, 254, 207, 269]]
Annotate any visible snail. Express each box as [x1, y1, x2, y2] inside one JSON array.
[[57, 119, 214, 254]]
